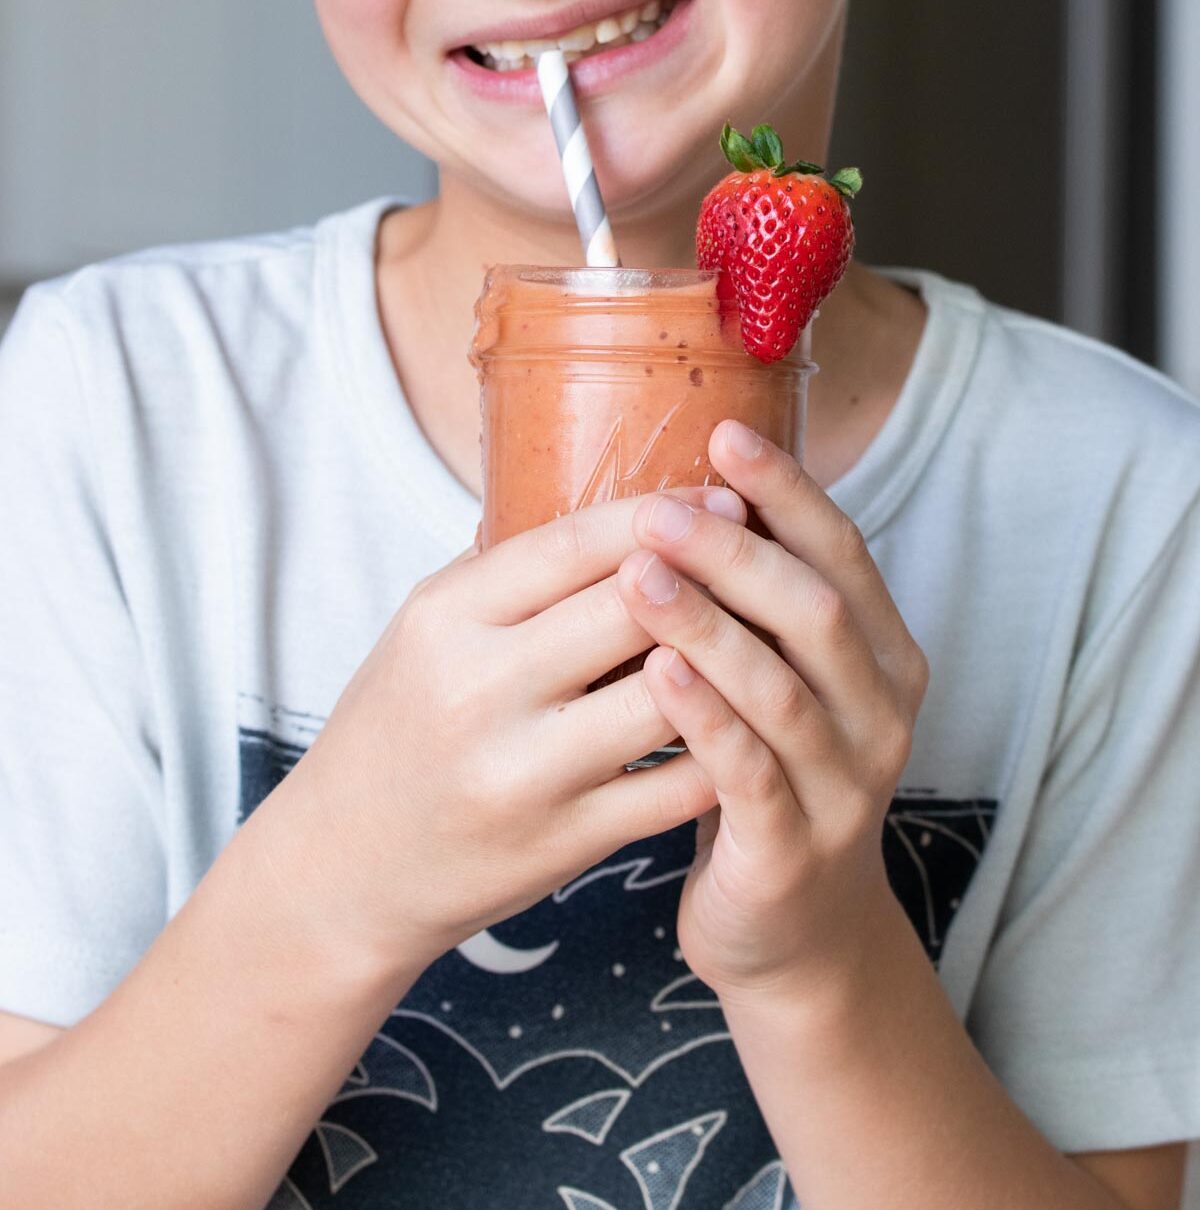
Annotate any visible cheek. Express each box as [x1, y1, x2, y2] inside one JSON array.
[[314, 0, 429, 138], [721, 0, 845, 66], [316, 0, 404, 35], [315, 0, 413, 77]]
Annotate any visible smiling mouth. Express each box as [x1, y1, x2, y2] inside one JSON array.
[[461, 0, 679, 72]]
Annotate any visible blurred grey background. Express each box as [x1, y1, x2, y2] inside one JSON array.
[[2, 0, 1199, 403], [0, 0, 1197, 1196]]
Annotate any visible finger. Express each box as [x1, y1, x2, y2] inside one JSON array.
[[522, 489, 744, 693], [575, 747, 717, 861], [520, 573, 653, 694], [454, 487, 746, 626], [630, 493, 891, 728], [615, 549, 843, 820], [540, 669, 683, 789], [708, 421, 915, 666], [641, 647, 806, 849]]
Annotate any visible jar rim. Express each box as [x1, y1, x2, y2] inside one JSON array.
[[486, 265, 724, 292], [474, 265, 817, 371]]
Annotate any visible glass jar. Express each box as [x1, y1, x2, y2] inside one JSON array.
[[473, 266, 816, 766]]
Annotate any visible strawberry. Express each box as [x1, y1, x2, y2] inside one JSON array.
[[696, 122, 862, 364]]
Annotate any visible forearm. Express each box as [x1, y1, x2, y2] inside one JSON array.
[[721, 890, 1127, 1210], [0, 781, 428, 1210]]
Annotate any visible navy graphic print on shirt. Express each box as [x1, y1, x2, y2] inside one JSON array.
[[240, 700, 996, 1209]]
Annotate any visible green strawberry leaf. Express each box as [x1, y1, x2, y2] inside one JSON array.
[[750, 124, 784, 169], [774, 158, 825, 177], [720, 123, 764, 173], [829, 167, 864, 198]]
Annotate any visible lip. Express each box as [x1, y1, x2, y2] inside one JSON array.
[[448, 0, 695, 105]]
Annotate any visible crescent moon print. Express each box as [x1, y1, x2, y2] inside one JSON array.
[[240, 701, 997, 1206], [456, 929, 560, 974]]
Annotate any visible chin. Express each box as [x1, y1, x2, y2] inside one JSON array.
[[481, 135, 711, 231]]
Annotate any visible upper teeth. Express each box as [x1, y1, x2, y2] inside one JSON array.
[[474, 1, 670, 71]]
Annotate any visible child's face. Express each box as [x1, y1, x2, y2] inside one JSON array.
[[316, 0, 847, 223]]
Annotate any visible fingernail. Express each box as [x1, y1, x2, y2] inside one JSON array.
[[636, 553, 679, 604], [646, 495, 695, 542], [662, 648, 695, 687], [727, 420, 763, 460], [702, 487, 743, 522]]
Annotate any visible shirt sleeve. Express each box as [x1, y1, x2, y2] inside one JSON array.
[[966, 496, 1200, 1153], [0, 285, 166, 1028]]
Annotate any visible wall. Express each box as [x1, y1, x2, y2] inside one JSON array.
[[1160, 0, 1200, 394], [832, 0, 1064, 324], [0, 0, 435, 289]]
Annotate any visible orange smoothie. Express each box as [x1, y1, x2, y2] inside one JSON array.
[[472, 266, 814, 758]]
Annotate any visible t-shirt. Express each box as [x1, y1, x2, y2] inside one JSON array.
[[1, 197, 1198, 1210]]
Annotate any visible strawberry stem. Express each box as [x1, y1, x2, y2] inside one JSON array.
[[719, 123, 864, 204], [773, 158, 825, 177]]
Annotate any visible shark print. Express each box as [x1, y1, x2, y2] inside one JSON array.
[[239, 697, 996, 1208]]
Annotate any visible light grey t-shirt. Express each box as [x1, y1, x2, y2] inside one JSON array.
[[1, 198, 1198, 1207]]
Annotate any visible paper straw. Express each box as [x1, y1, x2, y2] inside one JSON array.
[[536, 50, 621, 267]]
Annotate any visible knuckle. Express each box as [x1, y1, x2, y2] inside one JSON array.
[[435, 645, 508, 733], [682, 591, 727, 650], [777, 447, 806, 489], [535, 510, 589, 569], [439, 679, 486, 733], [722, 522, 760, 575], [907, 643, 931, 701], [408, 571, 436, 601], [831, 516, 870, 567], [765, 447, 806, 505], [876, 712, 914, 779], [603, 578, 641, 636], [807, 580, 851, 640], [408, 558, 467, 614], [617, 671, 659, 728], [400, 581, 436, 629], [392, 599, 435, 661], [797, 714, 841, 767], [761, 669, 808, 724], [573, 580, 620, 639], [697, 698, 743, 751], [400, 576, 459, 646], [653, 760, 714, 830], [739, 740, 780, 800]]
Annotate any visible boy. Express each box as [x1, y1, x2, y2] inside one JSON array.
[[0, 1, 1196, 1205]]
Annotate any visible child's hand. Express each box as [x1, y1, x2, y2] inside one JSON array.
[[614, 421, 930, 1005], [260, 487, 738, 979]]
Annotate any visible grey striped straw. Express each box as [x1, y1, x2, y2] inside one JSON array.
[[536, 50, 620, 267]]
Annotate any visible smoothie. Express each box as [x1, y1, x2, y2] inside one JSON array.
[[471, 266, 814, 758]]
